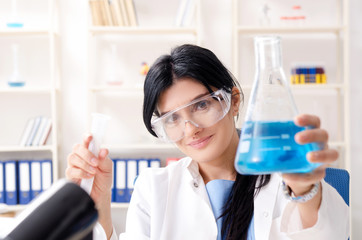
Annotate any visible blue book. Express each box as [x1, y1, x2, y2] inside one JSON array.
[[4, 161, 18, 205], [30, 160, 42, 200], [126, 159, 138, 202], [18, 160, 31, 204], [41, 159, 53, 192], [0, 162, 4, 203], [114, 159, 127, 203], [309, 67, 317, 83]]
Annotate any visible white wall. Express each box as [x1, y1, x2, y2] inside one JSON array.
[[56, 0, 361, 237]]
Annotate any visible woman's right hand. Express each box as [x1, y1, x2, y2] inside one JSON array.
[[66, 134, 114, 238], [65, 134, 113, 206]]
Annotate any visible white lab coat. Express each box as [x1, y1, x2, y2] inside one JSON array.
[[101, 157, 349, 240]]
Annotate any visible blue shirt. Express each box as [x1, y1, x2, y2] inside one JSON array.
[[205, 179, 255, 240]]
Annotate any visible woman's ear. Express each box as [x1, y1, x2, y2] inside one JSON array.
[[231, 87, 241, 116]]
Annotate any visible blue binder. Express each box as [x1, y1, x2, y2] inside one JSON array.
[[41, 159, 53, 191], [30, 160, 42, 200], [114, 159, 127, 202], [18, 160, 31, 204], [149, 158, 161, 168], [126, 159, 138, 202], [0, 161, 4, 203], [4, 161, 18, 205], [137, 158, 149, 176], [111, 159, 116, 202]]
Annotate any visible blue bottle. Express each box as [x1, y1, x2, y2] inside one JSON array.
[[234, 36, 321, 174]]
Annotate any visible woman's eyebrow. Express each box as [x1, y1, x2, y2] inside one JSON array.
[[159, 91, 210, 116]]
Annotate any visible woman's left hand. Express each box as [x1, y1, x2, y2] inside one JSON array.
[[282, 114, 339, 196]]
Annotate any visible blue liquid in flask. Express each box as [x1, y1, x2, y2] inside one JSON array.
[[235, 121, 321, 174]]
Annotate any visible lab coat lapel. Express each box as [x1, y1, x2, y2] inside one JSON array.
[[186, 159, 214, 210], [185, 159, 218, 239], [254, 174, 280, 240]]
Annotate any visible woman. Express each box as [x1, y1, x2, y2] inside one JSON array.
[[66, 44, 349, 240]]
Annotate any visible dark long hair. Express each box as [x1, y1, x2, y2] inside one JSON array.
[[143, 44, 270, 239]]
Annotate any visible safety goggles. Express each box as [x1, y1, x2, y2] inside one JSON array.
[[151, 88, 232, 142]]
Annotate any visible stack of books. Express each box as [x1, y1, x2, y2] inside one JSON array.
[[19, 117, 52, 147], [89, 0, 138, 27], [290, 66, 327, 84]]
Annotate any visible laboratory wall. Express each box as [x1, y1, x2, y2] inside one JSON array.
[[3, 0, 361, 237]]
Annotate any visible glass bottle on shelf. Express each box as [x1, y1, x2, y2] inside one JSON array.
[[6, 0, 24, 28], [8, 44, 25, 87], [234, 36, 321, 174]]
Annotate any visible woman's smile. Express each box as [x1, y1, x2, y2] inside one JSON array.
[[187, 135, 213, 149]]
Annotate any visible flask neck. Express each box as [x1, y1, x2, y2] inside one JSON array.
[[255, 37, 282, 70]]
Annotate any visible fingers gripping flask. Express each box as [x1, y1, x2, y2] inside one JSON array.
[[234, 36, 321, 174]]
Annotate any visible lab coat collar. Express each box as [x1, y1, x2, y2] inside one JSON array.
[[185, 157, 200, 180], [183, 157, 218, 238], [184, 157, 211, 206]]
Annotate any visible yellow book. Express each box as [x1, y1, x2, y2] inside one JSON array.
[[322, 74, 327, 84], [300, 74, 305, 84], [295, 75, 300, 84], [316, 74, 321, 84], [290, 75, 299, 84]]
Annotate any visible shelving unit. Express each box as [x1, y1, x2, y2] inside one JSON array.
[[233, 2, 351, 237], [232, 0, 350, 171], [0, 0, 60, 212], [236, 26, 344, 34], [111, 202, 130, 209], [84, 3, 197, 222], [86, 0, 201, 153]]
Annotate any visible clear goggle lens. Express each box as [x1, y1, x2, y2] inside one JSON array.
[[151, 89, 232, 142]]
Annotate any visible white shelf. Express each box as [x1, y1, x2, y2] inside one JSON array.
[[290, 83, 344, 90], [89, 85, 143, 96], [0, 145, 55, 153], [104, 143, 177, 151], [0, 204, 26, 213], [0, 87, 55, 94], [89, 26, 198, 35], [240, 83, 344, 91], [111, 203, 130, 209], [237, 26, 344, 34], [0, 28, 58, 36]]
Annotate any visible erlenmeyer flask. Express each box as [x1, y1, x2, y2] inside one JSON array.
[[235, 36, 321, 174]]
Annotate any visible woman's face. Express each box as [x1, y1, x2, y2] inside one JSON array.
[[157, 78, 240, 163]]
